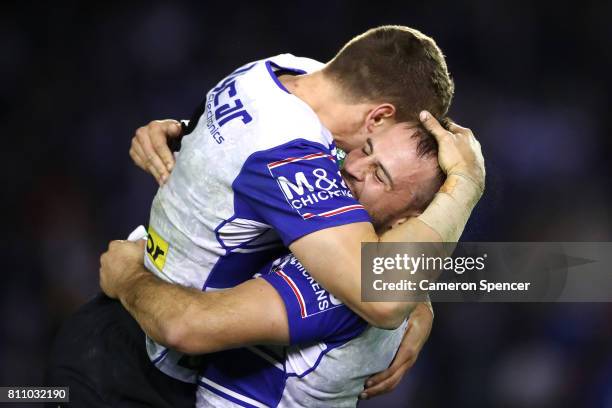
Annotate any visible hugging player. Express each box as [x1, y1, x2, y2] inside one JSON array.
[[50, 25, 484, 407]]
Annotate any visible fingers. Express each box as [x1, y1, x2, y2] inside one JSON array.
[[99, 251, 110, 294], [361, 347, 417, 399], [149, 120, 182, 172], [136, 125, 169, 185], [361, 313, 432, 400], [447, 122, 478, 152], [108, 240, 125, 249], [361, 362, 411, 399], [447, 121, 469, 135], [420, 111, 473, 140], [364, 366, 394, 390], [129, 144, 145, 171], [419, 110, 453, 142], [157, 121, 182, 171], [99, 252, 107, 268], [107, 239, 144, 251], [132, 120, 182, 185], [444, 120, 486, 186], [136, 239, 146, 250]]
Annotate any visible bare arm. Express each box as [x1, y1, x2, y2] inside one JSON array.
[[290, 113, 484, 328], [130, 113, 484, 330], [289, 217, 440, 328], [100, 241, 289, 355], [291, 139, 481, 328], [361, 300, 433, 399]]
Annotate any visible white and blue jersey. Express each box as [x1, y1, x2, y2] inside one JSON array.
[[196, 255, 407, 407], [143, 54, 371, 382]]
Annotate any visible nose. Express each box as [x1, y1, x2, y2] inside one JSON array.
[[343, 153, 373, 182]]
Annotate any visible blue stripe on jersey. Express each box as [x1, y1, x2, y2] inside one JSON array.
[[286, 344, 335, 379], [265, 61, 307, 94], [200, 347, 286, 407], [151, 348, 169, 364], [230, 62, 257, 76], [214, 215, 254, 252], [198, 379, 264, 408]]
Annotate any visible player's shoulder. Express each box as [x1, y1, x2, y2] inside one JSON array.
[[266, 53, 325, 74], [241, 54, 333, 152]]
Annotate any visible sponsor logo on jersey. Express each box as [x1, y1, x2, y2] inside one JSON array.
[[203, 62, 256, 144], [275, 256, 344, 318], [147, 227, 169, 271], [267, 152, 364, 220]]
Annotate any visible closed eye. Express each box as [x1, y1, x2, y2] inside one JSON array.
[[365, 137, 394, 188], [374, 170, 384, 184]]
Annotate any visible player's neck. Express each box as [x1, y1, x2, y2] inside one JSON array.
[[279, 71, 353, 136]]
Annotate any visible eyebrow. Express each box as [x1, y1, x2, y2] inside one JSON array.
[[367, 138, 394, 188]]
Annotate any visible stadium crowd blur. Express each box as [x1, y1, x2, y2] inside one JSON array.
[[3, 1, 612, 407]]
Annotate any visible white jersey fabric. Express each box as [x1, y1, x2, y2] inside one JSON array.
[[143, 54, 372, 382], [196, 325, 407, 408]]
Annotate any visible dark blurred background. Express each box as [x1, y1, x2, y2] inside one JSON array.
[[3, 1, 612, 407]]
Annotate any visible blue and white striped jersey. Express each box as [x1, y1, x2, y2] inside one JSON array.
[[143, 54, 372, 382]]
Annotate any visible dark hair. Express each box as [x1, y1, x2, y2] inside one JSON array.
[[325, 25, 454, 122], [408, 120, 451, 211], [411, 117, 451, 158]]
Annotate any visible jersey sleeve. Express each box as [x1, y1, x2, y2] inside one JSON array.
[[233, 139, 371, 246], [260, 256, 367, 345]]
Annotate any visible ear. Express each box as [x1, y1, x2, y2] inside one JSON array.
[[365, 104, 396, 133]]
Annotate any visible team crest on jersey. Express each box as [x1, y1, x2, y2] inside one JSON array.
[[146, 227, 169, 271], [267, 152, 363, 220], [331, 146, 346, 169]]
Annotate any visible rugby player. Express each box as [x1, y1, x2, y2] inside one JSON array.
[[100, 122, 446, 406], [125, 29, 480, 381], [49, 25, 484, 406]]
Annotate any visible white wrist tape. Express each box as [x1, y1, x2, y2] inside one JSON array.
[[417, 174, 482, 242]]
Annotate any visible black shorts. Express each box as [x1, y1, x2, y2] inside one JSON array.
[[46, 294, 196, 407]]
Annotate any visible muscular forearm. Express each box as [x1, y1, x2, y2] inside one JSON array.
[[291, 175, 480, 329], [366, 175, 478, 324], [116, 267, 290, 355], [116, 267, 207, 351], [379, 174, 481, 244]]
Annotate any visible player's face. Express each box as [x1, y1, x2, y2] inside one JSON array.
[[340, 123, 442, 231]]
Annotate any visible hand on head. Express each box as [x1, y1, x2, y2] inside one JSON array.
[[418, 111, 485, 193]]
